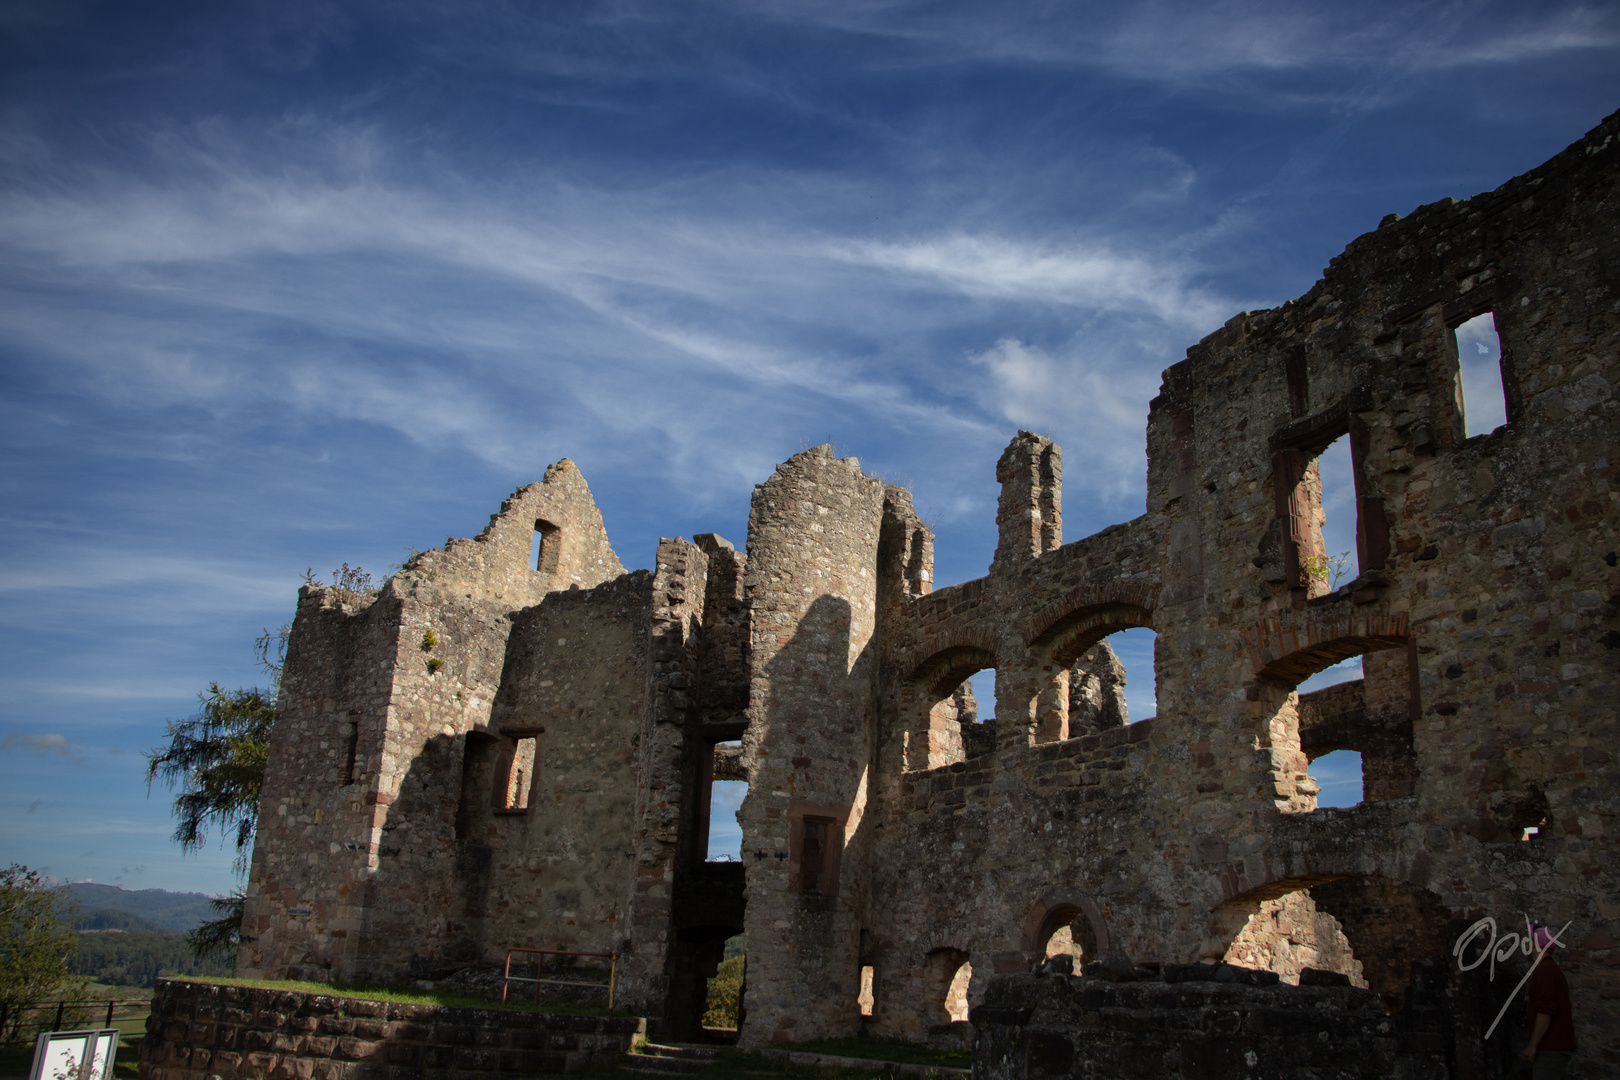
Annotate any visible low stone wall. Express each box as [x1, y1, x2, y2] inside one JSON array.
[[139, 979, 645, 1080], [970, 968, 1454, 1080]]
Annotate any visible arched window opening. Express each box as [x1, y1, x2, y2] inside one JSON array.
[[532, 519, 561, 574], [903, 647, 996, 770], [1224, 877, 1453, 1013], [1044, 626, 1157, 742], [924, 948, 972, 1025], [1454, 311, 1509, 437], [1035, 905, 1099, 968], [1286, 645, 1415, 811], [1223, 888, 1366, 989]]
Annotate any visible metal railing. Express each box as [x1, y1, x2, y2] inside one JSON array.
[[500, 948, 617, 1012], [0, 998, 150, 1045]]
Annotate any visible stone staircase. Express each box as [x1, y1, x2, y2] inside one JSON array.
[[621, 1042, 723, 1076]]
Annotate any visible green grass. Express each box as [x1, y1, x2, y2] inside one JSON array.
[[777, 1037, 970, 1069], [165, 976, 613, 1016]]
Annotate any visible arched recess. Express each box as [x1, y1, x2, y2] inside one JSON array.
[[1031, 603, 1153, 743], [1218, 874, 1452, 1013], [923, 947, 972, 1025], [1246, 620, 1417, 813], [898, 645, 997, 771], [1020, 888, 1111, 971]]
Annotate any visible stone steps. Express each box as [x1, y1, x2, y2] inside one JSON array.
[[621, 1042, 723, 1075]]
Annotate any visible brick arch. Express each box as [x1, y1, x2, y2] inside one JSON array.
[[1019, 887, 1112, 964], [1025, 588, 1155, 650], [1242, 608, 1408, 685], [897, 628, 1001, 687]]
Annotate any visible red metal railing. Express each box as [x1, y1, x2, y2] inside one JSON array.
[[500, 948, 617, 1012]]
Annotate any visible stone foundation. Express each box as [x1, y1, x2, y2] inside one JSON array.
[[138, 980, 645, 1080]]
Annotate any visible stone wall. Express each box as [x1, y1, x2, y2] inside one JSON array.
[[970, 967, 1456, 1080], [139, 979, 644, 1080]]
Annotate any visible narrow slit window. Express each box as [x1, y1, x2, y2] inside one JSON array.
[[533, 520, 561, 574], [858, 964, 875, 1017], [1454, 312, 1507, 437], [707, 779, 747, 862], [343, 715, 360, 785]]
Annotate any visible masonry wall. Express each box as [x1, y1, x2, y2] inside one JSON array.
[[139, 979, 644, 1080]]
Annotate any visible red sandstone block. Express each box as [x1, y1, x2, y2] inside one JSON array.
[[188, 1048, 212, 1070], [314, 1061, 347, 1080], [337, 1037, 384, 1061], [274, 1034, 303, 1053], [353, 1020, 388, 1040], [247, 1052, 280, 1075]]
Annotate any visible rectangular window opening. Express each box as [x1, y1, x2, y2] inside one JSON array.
[[455, 732, 498, 839], [858, 964, 875, 1017], [533, 520, 561, 574], [1454, 312, 1508, 437], [707, 778, 747, 862], [800, 817, 830, 895], [1307, 748, 1364, 809], [495, 734, 539, 812], [1306, 435, 1359, 595]]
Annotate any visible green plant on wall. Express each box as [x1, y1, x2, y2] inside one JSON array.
[[1301, 550, 1353, 590], [421, 630, 439, 651], [426, 658, 445, 674]]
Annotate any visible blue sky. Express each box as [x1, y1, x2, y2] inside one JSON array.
[[1, 0, 1615, 895]]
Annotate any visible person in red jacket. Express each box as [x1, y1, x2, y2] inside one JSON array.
[[1521, 925, 1576, 1077]]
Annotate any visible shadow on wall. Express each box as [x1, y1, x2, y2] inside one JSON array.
[[748, 591, 876, 1045]]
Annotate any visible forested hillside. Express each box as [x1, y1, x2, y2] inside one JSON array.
[[70, 932, 231, 987]]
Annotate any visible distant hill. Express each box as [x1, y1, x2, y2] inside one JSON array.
[[74, 907, 171, 934], [57, 884, 220, 933]]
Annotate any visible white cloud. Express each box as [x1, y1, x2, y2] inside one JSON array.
[[839, 234, 1228, 328], [0, 733, 74, 755]]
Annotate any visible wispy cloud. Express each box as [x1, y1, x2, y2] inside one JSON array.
[[1, 733, 75, 755]]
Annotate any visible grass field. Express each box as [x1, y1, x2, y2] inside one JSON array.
[[166, 976, 613, 1016]]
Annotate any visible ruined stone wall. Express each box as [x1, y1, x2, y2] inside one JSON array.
[[242, 461, 635, 984], [735, 446, 888, 1048], [240, 110, 1620, 1070], [970, 968, 1450, 1080], [848, 110, 1618, 1070]]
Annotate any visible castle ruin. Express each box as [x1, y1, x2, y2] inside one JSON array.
[[236, 110, 1620, 1073]]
